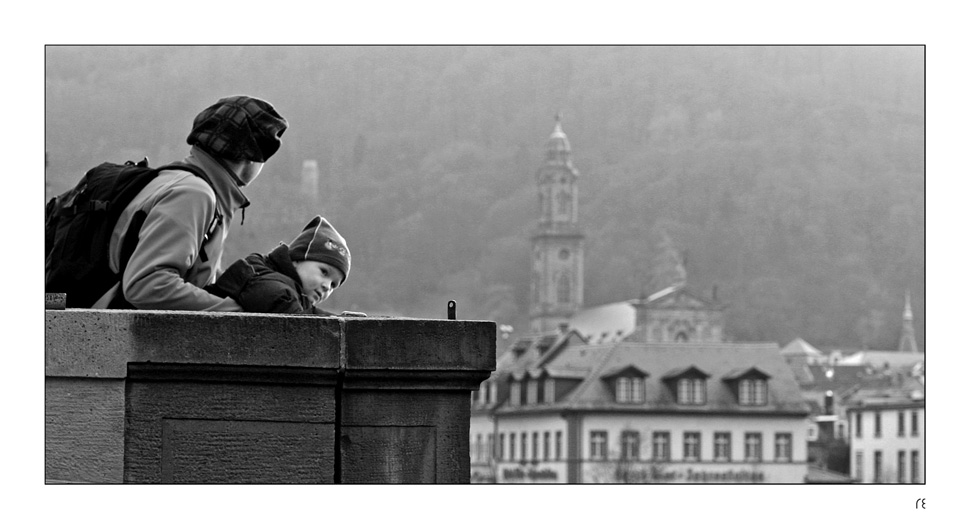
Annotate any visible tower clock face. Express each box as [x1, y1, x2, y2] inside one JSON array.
[[559, 248, 570, 260]]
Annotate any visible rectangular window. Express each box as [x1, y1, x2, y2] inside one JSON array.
[[898, 450, 906, 483], [521, 431, 527, 461], [683, 432, 701, 461], [632, 377, 644, 402], [590, 431, 608, 460], [855, 451, 863, 481], [739, 379, 766, 405], [543, 431, 550, 461], [714, 432, 731, 462], [837, 422, 846, 439], [754, 379, 766, 404], [532, 432, 539, 462], [544, 378, 555, 404], [693, 380, 705, 404], [498, 433, 505, 461], [527, 380, 538, 405], [874, 450, 882, 483], [617, 377, 645, 403], [744, 432, 762, 462], [621, 431, 640, 460], [555, 431, 563, 461], [774, 433, 792, 462], [475, 433, 483, 462], [855, 412, 862, 438], [898, 411, 906, 437], [677, 378, 706, 405], [875, 412, 882, 438], [510, 382, 521, 406], [617, 377, 631, 403], [677, 378, 691, 403], [509, 433, 516, 461], [652, 431, 670, 461], [488, 382, 497, 404], [911, 451, 920, 483], [912, 411, 919, 436]]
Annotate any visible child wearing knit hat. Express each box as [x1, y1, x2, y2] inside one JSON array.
[[206, 216, 362, 315]]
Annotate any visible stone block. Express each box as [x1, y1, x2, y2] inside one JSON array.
[[45, 378, 125, 483], [46, 310, 495, 484]]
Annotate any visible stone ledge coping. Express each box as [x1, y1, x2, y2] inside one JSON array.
[[47, 309, 496, 379]]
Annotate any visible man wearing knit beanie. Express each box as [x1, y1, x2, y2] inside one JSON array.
[[93, 95, 289, 311], [206, 215, 359, 315]]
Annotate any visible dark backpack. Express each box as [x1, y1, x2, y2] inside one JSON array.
[[45, 158, 219, 308]]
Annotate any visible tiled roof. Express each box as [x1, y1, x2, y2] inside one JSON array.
[[722, 366, 771, 380], [493, 332, 554, 379], [541, 366, 590, 379], [661, 365, 712, 380], [843, 376, 925, 408], [497, 329, 587, 380], [799, 365, 869, 391], [544, 341, 810, 415], [599, 364, 650, 379], [840, 350, 925, 368], [780, 338, 824, 357]]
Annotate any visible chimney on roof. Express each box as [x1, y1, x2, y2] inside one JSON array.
[[558, 322, 569, 335]]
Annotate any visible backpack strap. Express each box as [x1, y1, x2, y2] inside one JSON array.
[[155, 162, 221, 263]]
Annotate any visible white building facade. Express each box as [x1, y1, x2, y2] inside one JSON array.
[[847, 400, 924, 483]]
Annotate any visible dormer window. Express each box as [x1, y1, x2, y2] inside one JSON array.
[[723, 367, 772, 407], [601, 365, 649, 404], [661, 366, 711, 406], [527, 379, 539, 405], [677, 378, 706, 405], [739, 379, 767, 405], [616, 376, 645, 403], [544, 378, 555, 404], [510, 381, 522, 406]]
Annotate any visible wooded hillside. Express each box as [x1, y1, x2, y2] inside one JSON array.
[[45, 46, 924, 350]]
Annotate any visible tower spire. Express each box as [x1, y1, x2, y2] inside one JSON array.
[[898, 290, 919, 352]]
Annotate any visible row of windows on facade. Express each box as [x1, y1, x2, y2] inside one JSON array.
[[493, 376, 768, 407], [852, 410, 921, 438], [854, 449, 921, 483], [472, 430, 794, 464]]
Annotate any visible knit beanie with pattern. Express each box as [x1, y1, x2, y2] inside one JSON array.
[[187, 95, 288, 163], [288, 216, 351, 286]]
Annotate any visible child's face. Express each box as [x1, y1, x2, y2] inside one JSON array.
[[294, 261, 345, 305]]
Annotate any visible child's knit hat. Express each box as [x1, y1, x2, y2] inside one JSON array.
[[288, 216, 351, 285]]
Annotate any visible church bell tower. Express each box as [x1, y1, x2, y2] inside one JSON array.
[[529, 114, 584, 333]]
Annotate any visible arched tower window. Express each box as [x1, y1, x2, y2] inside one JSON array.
[[556, 189, 571, 215], [532, 271, 541, 305], [557, 273, 571, 304], [675, 332, 689, 342]]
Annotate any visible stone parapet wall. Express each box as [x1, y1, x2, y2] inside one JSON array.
[[46, 310, 495, 484]]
